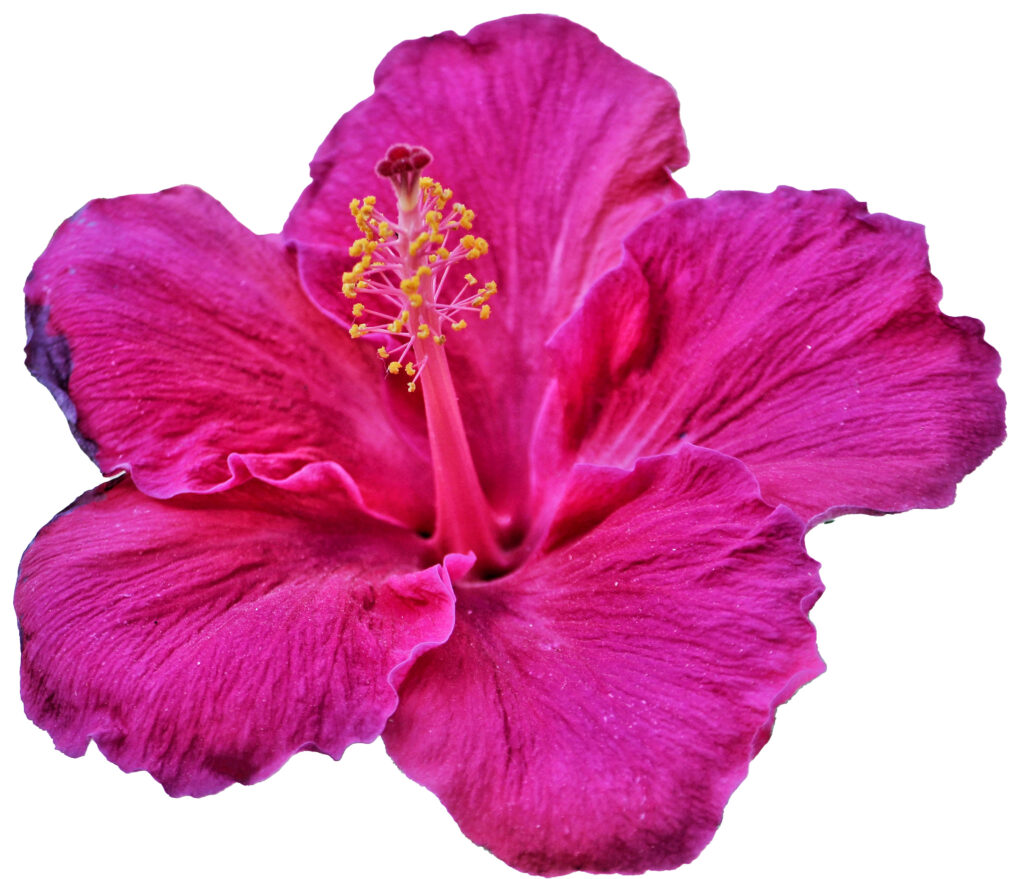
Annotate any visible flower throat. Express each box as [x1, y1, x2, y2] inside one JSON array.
[[344, 144, 505, 570]]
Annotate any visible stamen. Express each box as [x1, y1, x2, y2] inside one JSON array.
[[339, 144, 507, 567], [339, 147, 498, 387]]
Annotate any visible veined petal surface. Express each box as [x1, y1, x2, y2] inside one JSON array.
[[284, 14, 688, 522], [26, 185, 434, 528], [547, 188, 1005, 524], [385, 448, 823, 876], [16, 470, 460, 797]]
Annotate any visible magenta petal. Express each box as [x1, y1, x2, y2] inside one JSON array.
[[16, 473, 460, 797], [385, 448, 824, 876], [26, 185, 433, 528], [286, 14, 686, 296], [548, 188, 1006, 524], [284, 14, 687, 521]]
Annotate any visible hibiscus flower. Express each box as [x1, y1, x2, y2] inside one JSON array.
[[17, 14, 1003, 877]]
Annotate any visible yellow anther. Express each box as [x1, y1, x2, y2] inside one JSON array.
[[357, 206, 374, 227], [387, 311, 409, 333], [407, 382, 416, 392], [352, 197, 376, 234], [409, 231, 430, 256], [461, 235, 488, 259], [473, 280, 497, 304], [344, 173, 495, 373], [385, 309, 409, 333]]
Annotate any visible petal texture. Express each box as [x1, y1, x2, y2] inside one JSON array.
[[26, 185, 433, 528], [284, 14, 688, 522], [16, 471, 460, 796], [547, 188, 1005, 524], [385, 448, 823, 875]]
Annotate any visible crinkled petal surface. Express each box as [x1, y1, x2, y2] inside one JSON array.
[[26, 185, 433, 528], [16, 469, 463, 797], [546, 188, 1005, 524], [284, 14, 688, 523], [385, 447, 824, 876]]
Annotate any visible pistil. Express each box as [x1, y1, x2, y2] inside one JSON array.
[[344, 144, 504, 569]]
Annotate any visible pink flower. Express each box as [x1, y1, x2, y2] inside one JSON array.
[[17, 14, 1003, 877]]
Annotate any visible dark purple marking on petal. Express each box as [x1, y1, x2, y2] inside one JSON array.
[[25, 300, 97, 459]]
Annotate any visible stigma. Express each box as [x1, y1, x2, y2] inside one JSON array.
[[342, 144, 497, 391]]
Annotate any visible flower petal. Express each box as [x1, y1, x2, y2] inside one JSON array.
[[16, 470, 461, 797], [284, 14, 688, 521], [384, 448, 823, 876], [26, 185, 433, 528], [546, 188, 1005, 524]]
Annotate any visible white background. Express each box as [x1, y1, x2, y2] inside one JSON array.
[[1, 1, 1020, 877]]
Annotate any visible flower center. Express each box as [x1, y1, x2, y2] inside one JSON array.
[[343, 143, 505, 570]]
